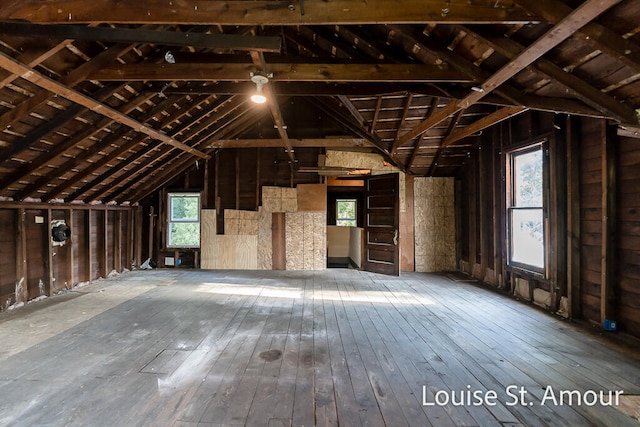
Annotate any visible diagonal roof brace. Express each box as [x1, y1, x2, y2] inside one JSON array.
[[0, 50, 210, 160]]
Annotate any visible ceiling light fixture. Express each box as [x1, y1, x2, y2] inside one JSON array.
[[250, 72, 270, 104]]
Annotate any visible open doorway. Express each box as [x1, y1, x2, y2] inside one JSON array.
[[326, 178, 364, 269]]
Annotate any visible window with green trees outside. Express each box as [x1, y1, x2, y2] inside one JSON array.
[[167, 192, 200, 248], [336, 199, 357, 227]]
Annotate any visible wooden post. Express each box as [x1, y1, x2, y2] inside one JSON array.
[[148, 205, 155, 261], [492, 126, 502, 286], [551, 118, 568, 312], [135, 206, 143, 267], [600, 122, 616, 326], [468, 149, 478, 276], [479, 142, 488, 280], [126, 208, 134, 270], [203, 158, 210, 208], [566, 116, 581, 318], [114, 210, 122, 272], [256, 148, 261, 210], [235, 149, 241, 210], [103, 210, 109, 277], [68, 208, 76, 288], [87, 209, 93, 282], [15, 209, 27, 304], [46, 208, 53, 296]]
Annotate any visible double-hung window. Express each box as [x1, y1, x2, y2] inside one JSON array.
[[167, 192, 201, 248], [507, 145, 546, 272], [336, 199, 357, 227]]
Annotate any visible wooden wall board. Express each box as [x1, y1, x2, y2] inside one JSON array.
[[414, 177, 456, 272], [313, 212, 327, 270], [272, 212, 286, 270], [401, 175, 415, 271], [257, 208, 272, 270], [200, 209, 217, 270], [285, 212, 304, 270], [296, 183, 327, 212], [224, 209, 258, 236], [0, 209, 17, 308]]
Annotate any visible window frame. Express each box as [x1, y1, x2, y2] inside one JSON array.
[[506, 142, 547, 275], [166, 191, 201, 249], [336, 198, 358, 227]]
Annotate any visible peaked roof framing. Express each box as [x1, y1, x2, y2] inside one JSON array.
[[0, 0, 638, 202]]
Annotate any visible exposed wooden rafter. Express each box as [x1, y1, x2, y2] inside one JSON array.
[[397, 0, 623, 147], [4, 0, 539, 25], [0, 22, 282, 53], [0, 50, 210, 160], [89, 62, 473, 83]]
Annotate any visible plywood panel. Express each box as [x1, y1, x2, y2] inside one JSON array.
[[414, 177, 456, 272], [200, 209, 217, 270], [313, 212, 327, 270], [303, 213, 314, 270], [235, 235, 258, 270], [257, 208, 272, 270], [261, 186, 282, 212], [297, 184, 327, 212], [286, 212, 304, 270]]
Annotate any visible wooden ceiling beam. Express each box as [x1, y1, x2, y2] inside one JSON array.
[[516, 0, 640, 74], [0, 38, 71, 90], [426, 109, 464, 177], [18, 93, 184, 201], [397, 0, 622, 147], [442, 106, 528, 147], [250, 50, 295, 164], [114, 107, 263, 204], [465, 27, 638, 124], [64, 96, 239, 202], [0, 50, 210, 160], [391, 94, 414, 155], [208, 138, 374, 149], [89, 62, 473, 83], [0, 42, 134, 132], [5, 1, 539, 25], [0, 83, 130, 193], [0, 22, 282, 53], [151, 81, 447, 97], [405, 96, 440, 171]]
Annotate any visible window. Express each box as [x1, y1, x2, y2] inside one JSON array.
[[336, 199, 357, 226], [167, 192, 200, 248], [507, 145, 545, 272]]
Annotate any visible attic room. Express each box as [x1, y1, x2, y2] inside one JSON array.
[[1, 0, 640, 425]]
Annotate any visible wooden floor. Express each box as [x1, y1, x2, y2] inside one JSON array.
[[0, 269, 639, 426]]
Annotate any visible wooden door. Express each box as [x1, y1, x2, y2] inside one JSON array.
[[363, 173, 400, 276]]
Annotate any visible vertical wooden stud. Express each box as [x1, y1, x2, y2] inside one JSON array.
[[115, 211, 122, 272], [46, 208, 53, 296], [103, 210, 109, 277], [135, 206, 143, 267], [567, 116, 581, 318], [87, 209, 93, 282], [601, 123, 616, 326], [68, 208, 76, 288], [236, 149, 241, 210], [15, 209, 27, 304]]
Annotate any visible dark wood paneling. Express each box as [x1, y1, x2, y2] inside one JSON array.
[[579, 117, 603, 326], [0, 209, 17, 307], [25, 209, 47, 300], [51, 209, 71, 291], [615, 135, 640, 336], [72, 210, 89, 283], [90, 210, 104, 281]]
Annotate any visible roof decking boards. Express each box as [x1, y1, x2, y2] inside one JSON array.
[[0, 0, 638, 202]]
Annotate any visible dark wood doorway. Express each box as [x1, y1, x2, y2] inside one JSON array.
[[363, 173, 400, 276]]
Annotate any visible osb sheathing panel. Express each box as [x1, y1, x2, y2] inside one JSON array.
[[261, 186, 282, 212], [297, 183, 327, 212], [257, 208, 272, 270], [224, 209, 258, 235], [200, 209, 217, 270], [261, 186, 298, 212], [285, 212, 326, 270], [414, 177, 455, 272], [324, 150, 405, 212], [313, 212, 327, 270], [285, 212, 304, 270]]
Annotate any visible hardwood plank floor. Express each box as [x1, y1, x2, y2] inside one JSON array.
[[0, 269, 638, 426]]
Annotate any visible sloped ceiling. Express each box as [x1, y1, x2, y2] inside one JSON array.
[[0, 0, 638, 204]]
